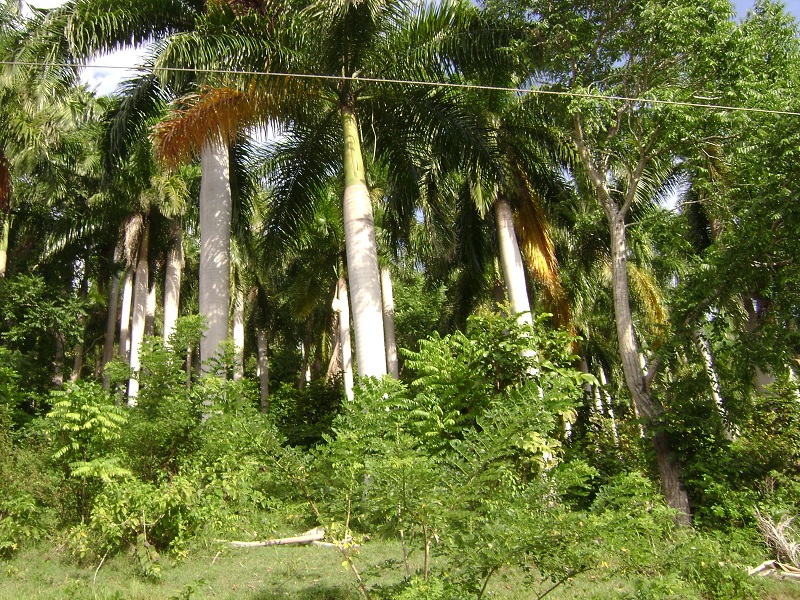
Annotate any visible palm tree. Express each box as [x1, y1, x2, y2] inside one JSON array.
[[22, 0, 241, 370], [150, 0, 508, 379]]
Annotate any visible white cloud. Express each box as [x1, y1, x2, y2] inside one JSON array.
[[82, 47, 149, 96], [23, 0, 147, 97]]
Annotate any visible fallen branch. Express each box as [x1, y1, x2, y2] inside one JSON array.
[[755, 510, 800, 567], [227, 527, 325, 547], [311, 540, 356, 549], [748, 559, 800, 582]]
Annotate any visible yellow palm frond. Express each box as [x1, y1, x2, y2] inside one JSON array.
[[153, 79, 295, 167], [512, 176, 570, 327], [628, 262, 668, 337]]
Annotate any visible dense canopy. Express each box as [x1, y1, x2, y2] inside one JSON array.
[[1, 0, 800, 598]]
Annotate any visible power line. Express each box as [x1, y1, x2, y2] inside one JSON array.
[[3, 59, 800, 117]]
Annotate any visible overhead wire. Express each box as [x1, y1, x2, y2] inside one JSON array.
[[2, 59, 799, 117]]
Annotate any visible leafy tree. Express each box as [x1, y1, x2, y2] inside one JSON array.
[[491, 0, 741, 523], [152, 0, 509, 379]]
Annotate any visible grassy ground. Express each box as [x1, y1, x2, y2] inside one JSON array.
[[3, 541, 800, 599]]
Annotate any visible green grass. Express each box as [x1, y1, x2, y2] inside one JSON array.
[[4, 542, 800, 599]]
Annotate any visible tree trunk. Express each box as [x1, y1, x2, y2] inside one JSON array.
[[341, 108, 386, 379], [299, 318, 314, 389], [118, 266, 134, 362], [199, 140, 232, 372], [597, 363, 620, 445], [70, 275, 89, 383], [0, 215, 9, 278], [53, 334, 65, 389], [256, 327, 269, 411], [127, 222, 149, 405], [745, 297, 776, 392], [145, 276, 156, 337], [381, 267, 399, 378], [102, 268, 121, 389], [337, 277, 354, 402], [608, 211, 691, 525], [693, 328, 733, 439], [163, 218, 183, 346], [233, 288, 245, 381], [494, 197, 532, 325]]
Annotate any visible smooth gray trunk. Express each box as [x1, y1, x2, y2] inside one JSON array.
[[609, 208, 691, 525], [70, 276, 89, 383], [118, 267, 134, 361], [693, 329, 734, 440], [257, 328, 269, 411], [233, 288, 245, 381], [341, 108, 386, 378], [145, 277, 156, 337], [163, 218, 183, 346], [597, 363, 620, 445], [102, 269, 121, 389], [337, 277, 354, 402], [53, 334, 64, 389], [127, 223, 149, 405], [574, 115, 691, 525], [495, 197, 532, 325], [199, 141, 232, 372], [381, 268, 399, 378]]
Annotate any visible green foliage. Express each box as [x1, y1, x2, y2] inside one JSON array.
[[310, 313, 598, 596], [46, 382, 129, 477], [0, 347, 27, 425], [403, 311, 588, 454], [0, 415, 59, 558], [588, 472, 756, 600], [0, 274, 88, 400], [268, 379, 343, 447]]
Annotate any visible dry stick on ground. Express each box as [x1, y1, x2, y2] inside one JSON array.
[[227, 527, 326, 547], [93, 549, 109, 587], [756, 509, 800, 567], [246, 431, 373, 600]]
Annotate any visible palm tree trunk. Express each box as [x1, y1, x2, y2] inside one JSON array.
[[145, 277, 156, 336], [745, 297, 776, 391], [608, 211, 691, 525], [70, 275, 89, 383], [597, 363, 620, 445], [341, 108, 386, 379], [693, 329, 733, 440], [494, 197, 532, 325], [337, 277, 354, 402], [127, 222, 149, 405], [0, 216, 9, 278], [233, 288, 245, 381], [0, 152, 10, 278], [102, 268, 121, 389], [118, 266, 134, 361], [199, 140, 232, 372], [381, 267, 399, 378], [163, 218, 183, 346], [256, 327, 269, 411], [53, 333, 65, 389]]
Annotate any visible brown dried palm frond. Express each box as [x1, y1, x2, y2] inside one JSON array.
[[756, 509, 800, 568], [512, 179, 570, 328], [153, 79, 298, 168]]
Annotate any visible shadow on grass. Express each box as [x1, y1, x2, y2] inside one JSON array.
[[249, 584, 359, 599]]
